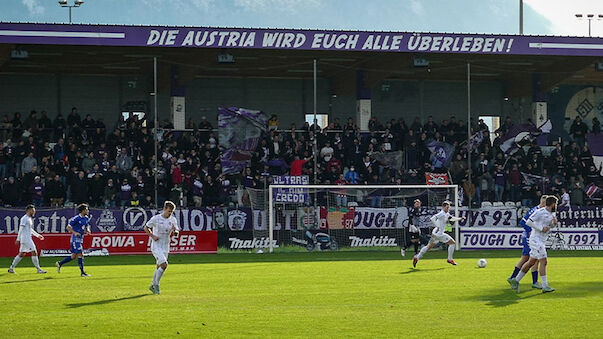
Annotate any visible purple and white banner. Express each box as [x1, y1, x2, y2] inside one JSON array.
[[0, 207, 257, 234], [1, 23, 603, 56], [460, 227, 603, 250], [557, 206, 603, 228], [272, 175, 310, 203], [218, 107, 267, 175]]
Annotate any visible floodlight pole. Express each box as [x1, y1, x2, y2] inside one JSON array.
[[467, 62, 471, 209], [58, 1, 84, 24], [519, 0, 524, 34], [153, 56, 158, 208], [313, 59, 318, 184]]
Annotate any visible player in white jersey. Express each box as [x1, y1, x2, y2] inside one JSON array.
[[144, 200, 180, 294], [8, 205, 47, 274], [413, 201, 464, 267], [510, 196, 558, 293]]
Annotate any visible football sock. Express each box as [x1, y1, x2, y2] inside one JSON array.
[[447, 245, 455, 260], [10, 255, 22, 269], [515, 270, 526, 282], [510, 266, 520, 279], [152, 269, 159, 285], [77, 258, 85, 274], [155, 267, 165, 285], [58, 256, 72, 266], [31, 256, 41, 269], [531, 270, 539, 284], [413, 243, 419, 254], [541, 275, 548, 287], [416, 246, 428, 259]]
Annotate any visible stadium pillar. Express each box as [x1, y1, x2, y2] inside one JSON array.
[[153, 57, 158, 208], [467, 63, 472, 210], [313, 59, 318, 185], [356, 70, 371, 131]]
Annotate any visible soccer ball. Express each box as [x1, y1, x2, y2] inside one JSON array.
[[477, 258, 487, 268]]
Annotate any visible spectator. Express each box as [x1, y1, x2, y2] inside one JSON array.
[[29, 176, 44, 207], [71, 171, 89, 205], [2, 177, 21, 206], [129, 191, 140, 207], [103, 178, 117, 208], [345, 166, 360, 184], [89, 173, 104, 207], [116, 147, 133, 173], [592, 117, 601, 134], [192, 175, 203, 207], [21, 152, 37, 176], [570, 116, 588, 148], [46, 174, 66, 207], [559, 187, 570, 207], [493, 164, 505, 202], [120, 178, 132, 207], [268, 114, 279, 131], [81, 152, 96, 173]]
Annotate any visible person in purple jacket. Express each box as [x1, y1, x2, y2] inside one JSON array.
[[29, 176, 44, 207]]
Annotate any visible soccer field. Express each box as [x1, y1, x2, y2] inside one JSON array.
[[1, 250, 602, 338]]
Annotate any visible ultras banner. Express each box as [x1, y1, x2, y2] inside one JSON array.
[[2, 23, 603, 56], [0, 231, 217, 257]]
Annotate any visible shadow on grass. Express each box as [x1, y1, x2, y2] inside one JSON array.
[[468, 281, 603, 308], [1, 250, 599, 267], [400, 267, 446, 274], [0, 276, 56, 284], [65, 293, 149, 308]]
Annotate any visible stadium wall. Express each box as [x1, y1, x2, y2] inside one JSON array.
[[0, 72, 584, 132]]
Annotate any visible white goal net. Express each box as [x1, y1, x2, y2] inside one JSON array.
[[259, 184, 459, 253]]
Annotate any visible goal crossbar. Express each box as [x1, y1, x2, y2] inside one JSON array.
[[267, 184, 460, 253]]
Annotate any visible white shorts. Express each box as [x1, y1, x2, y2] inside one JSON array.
[[19, 239, 37, 253], [430, 233, 453, 244], [152, 248, 169, 265], [529, 241, 547, 259]]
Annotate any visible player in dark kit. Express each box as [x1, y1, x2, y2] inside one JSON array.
[[56, 204, 92, 277], [401, 199, 428, 256]]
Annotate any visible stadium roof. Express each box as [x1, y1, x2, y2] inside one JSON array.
[[1, 22, 602, 97]]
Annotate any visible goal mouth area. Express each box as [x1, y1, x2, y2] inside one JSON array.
[[266, 184, 461, 253]]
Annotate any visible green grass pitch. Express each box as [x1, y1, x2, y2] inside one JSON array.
[[1, 250, 602, 338]]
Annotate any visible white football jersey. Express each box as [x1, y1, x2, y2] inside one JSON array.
[[17, 215, 40, 242], [146, 214, 179, 251], [430, 209, 450, 236], [528, 207, 554, 244]]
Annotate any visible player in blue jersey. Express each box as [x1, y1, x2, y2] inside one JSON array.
[[507, 195, 547, 289], [56, 204, 92, 277]]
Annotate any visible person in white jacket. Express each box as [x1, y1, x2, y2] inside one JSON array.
[[413, 201, 464, 267], [510, 196, 558, 293], [8, 205, 46, 274]]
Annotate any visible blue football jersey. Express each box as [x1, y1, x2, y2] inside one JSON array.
[[520, 206, 540, 237], [69, 215, 90, 242]]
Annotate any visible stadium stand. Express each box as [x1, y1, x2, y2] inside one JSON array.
[[0, 109, 599, 208]]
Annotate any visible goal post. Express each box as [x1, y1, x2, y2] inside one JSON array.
[[267, 184, 460, 253]]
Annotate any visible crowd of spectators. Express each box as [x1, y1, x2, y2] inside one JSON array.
[[0, 107, 600, 209]]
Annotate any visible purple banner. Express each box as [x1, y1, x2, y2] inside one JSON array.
[[219, 107, 267, 175], [1, 23, 603, 56], [0, 207, 217, 234], [557, 206, 603, 228]]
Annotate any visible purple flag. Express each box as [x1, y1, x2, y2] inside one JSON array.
[[427, 141, 455, 168], [499, 123, 540, 154], [218, 107, 268, 175]]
